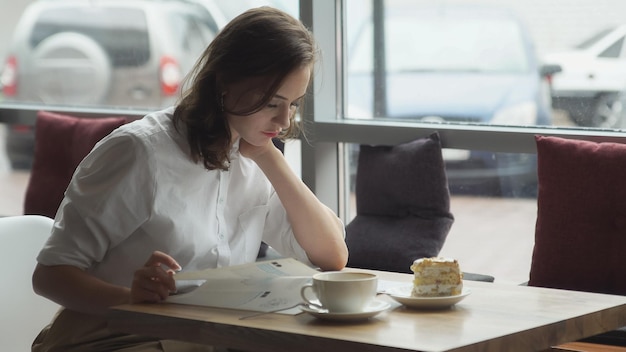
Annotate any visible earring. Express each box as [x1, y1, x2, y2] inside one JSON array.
[[220, 93, 225, 112]]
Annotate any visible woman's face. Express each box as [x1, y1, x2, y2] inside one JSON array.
[[225, 66, 310, 147]]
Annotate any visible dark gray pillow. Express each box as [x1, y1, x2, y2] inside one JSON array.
[[345, 132, 454, 273]]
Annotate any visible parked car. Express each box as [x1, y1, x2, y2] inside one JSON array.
[[1, 0, 221, 168], [189, 0, 298, 21], [346, 4, 561, 197], [545, 25, 626, 129]]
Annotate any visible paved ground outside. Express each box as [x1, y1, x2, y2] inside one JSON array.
[[441, 195, 536, 285]]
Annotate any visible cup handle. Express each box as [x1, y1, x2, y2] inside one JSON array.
[[300, 283, 318, 307]]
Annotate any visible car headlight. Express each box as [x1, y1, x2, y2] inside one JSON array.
[[491, 102, 538, 126]]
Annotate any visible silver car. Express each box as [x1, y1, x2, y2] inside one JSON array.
[[1, 0, 220, 167]]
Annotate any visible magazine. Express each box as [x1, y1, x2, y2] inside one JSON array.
[[166, 258, 319, 315]]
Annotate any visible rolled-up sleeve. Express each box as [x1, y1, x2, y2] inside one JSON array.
[[37, 133, 155, 269], [261, 190, 311, 265]]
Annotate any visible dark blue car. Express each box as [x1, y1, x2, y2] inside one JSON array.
[[346, 4, 560, 196]]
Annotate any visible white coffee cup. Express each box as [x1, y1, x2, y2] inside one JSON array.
[[300, 272, 378, 313]]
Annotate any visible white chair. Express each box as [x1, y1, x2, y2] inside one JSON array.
[[0, 215, 59, 351]]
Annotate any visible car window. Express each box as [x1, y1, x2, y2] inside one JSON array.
[[387, 17, 529, 74], [30, 7, 150, 67], [574, 27, 615, 49], [184, 18, 211, 55], [598, 35, 624, 58], [193, 8, 220, 34], [349, 12, 530, 75], [192, 15, 219, 43], [169, 12, 214, 58]]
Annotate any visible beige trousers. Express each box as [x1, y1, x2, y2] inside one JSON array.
[[32, 308, 219, 352]]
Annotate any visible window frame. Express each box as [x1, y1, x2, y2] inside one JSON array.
[[299, 0, 626, 220], [2, 0, 626, 222]]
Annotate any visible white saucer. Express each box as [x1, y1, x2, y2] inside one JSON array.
[[300, 299, 391, 321], [385, 286, 471, 309]]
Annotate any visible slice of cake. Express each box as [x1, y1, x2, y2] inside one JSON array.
[[410, 257, 463, 297]]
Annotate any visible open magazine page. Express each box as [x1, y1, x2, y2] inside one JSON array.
[[167, 258, 319, 314]]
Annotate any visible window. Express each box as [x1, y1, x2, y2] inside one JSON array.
[[302, 0, 626, 283], [2, 0, 626, 283]]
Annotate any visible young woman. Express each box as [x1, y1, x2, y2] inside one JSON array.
[[31, 7, 348, 351]]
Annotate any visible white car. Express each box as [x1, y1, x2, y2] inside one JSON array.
[[545, 25, 626, 128]]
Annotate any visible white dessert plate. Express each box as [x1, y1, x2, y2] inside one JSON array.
[[300, 299, 391, 321], [385, 286, 471, 309]]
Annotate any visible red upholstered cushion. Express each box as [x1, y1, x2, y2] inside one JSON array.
[[529, 135, 626, 295], [23, 111, 127, 218]]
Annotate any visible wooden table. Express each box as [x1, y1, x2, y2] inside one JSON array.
[[107, 269, 626, 352]]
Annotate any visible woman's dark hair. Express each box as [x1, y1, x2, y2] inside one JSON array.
[[173, 6, 318, 170]]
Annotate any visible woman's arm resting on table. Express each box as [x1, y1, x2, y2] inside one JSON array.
[[244, 142, 349, 271], [33, 264, 131, 316], [32, 251, 181, 316]]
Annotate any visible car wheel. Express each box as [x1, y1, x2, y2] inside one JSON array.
[[566, 102, 595, 127], [31, 32, 112, 105], [589, 93, 623, 129]]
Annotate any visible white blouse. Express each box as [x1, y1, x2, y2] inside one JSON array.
[[37, 107, 310, 287]]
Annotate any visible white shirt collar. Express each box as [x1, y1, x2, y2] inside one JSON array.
[[230, 137, 241, 159]]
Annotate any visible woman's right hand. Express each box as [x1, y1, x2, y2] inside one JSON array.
[[131, 251, 181, 303]]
